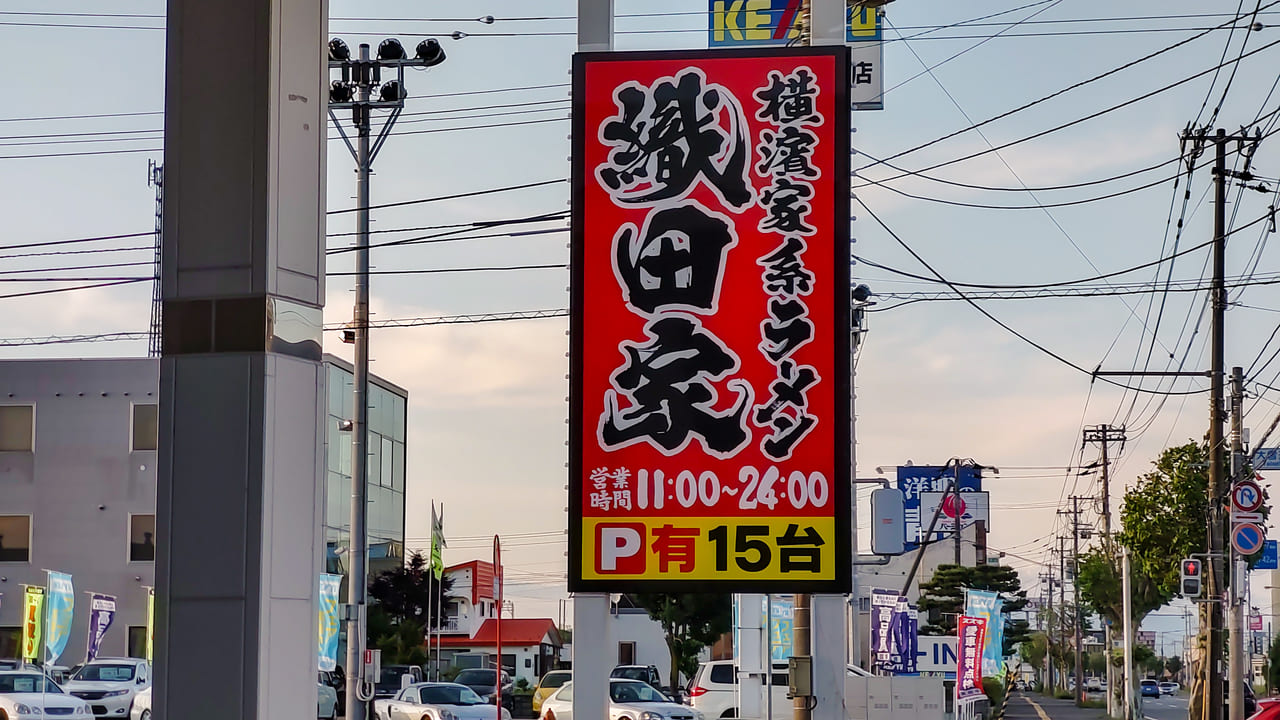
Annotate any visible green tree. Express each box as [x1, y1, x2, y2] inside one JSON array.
[[630, 593, 733, 692], [1086, 651, 1106, 677], [916, 564, 1031, 652], [367, 551, 454, 664], [1077, 441, 1212, 712], [1165, 655, 1183, 679], [1269, 635, 1280, 692]]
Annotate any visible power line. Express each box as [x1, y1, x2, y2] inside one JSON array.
[[326, 179, 565, 216], [854, 197, 1207, 396]]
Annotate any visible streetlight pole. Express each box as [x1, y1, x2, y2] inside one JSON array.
[[328, 36, 446, 720]]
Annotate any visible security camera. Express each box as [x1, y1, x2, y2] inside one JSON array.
[[338, 419, 354, 432]]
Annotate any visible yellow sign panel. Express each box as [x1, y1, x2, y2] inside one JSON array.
[[581, 516, 836, 582]]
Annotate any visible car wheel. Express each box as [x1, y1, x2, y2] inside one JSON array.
[[140, 712, 152, 720], [721, 710, 738, 719]]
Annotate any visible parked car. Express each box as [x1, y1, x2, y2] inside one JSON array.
[[64, 658, 151, 719], [0, 670, 94, 719], [611, 665, 665, 691], [318, 674, 339, 719], [1085, 676, 1103, 692], [321, 668, 346, 709], [1224, 681, 1256, 716], [533, 670, 572, 716], [454, 668, 513, 708], [1139, 679, 1160, 698], [1158, 681, 1178, 695], [376, 665, 426, 699], [131, 687, 151, 720], [376, 681, 513, 720], [540, 679, 703, 720], [687, 660, 789, 719]]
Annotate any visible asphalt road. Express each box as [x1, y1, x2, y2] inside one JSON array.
[[1137, 692, 1189, 720]]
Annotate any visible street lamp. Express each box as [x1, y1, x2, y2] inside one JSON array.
[[328, 36, 446, 720]]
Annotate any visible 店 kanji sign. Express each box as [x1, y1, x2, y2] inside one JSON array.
[[569, 47, 852, 593]]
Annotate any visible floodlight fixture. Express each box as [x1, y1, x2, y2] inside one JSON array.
[[329, 81, 354, 104], [377, 38, 407, 61], [378, 81, 406, 103], [329, 38, 351, 62], [415, 38, 446, 67]]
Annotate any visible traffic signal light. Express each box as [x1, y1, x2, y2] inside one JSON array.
[[1181, 558, 1202, 597]]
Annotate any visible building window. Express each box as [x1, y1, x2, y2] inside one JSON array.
[[618, 641, 636, 666], [0, 627, 18, 659], [0, 515, 31, 562], [0, 405, 33, 452], [132, 404, 158, 451], [130, 514, 156, 562], [127, 626, 148, 658]]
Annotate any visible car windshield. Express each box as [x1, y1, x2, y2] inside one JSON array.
[[421, 685, 487, 706], [455, 670, 497, 686], [74, 664, 136, 682], [611, 668, 651, 681], [540, 673, 571, 690], [611, 681, 667, 703], [0, 674, 61, 694]]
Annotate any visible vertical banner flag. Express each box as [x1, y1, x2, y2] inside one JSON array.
[[956, 616, 988, 702], [318, 574, 342, 672], [890, 596, 918, 675], [85, 594, 117, 663], [870, 589, 917, 674], [45, 571, 74, 664], [431, 503, 446, 581], [146, 588, 155, 663], [869, 589, 897, 672], [767, 595, 794, 662], [964, 589, 1004, 677], [569, 46, 853, 593], [21, 586, 44, 661]]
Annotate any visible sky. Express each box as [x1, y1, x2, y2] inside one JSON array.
[[3, 0, 1280, 657]]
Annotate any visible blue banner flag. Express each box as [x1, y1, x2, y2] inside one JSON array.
[[318, 574, 342, 672], [45, 571, 74, 664], [964, 589, 1003, 677], [767, 595, 794, 662]]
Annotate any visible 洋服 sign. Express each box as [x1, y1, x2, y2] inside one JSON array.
[[569, 47, 853, 593], [897, 465, 983, 551]]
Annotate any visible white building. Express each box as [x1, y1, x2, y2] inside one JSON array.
[[0, 356, 407, 663]]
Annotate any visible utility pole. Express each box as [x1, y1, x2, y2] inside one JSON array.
[[1058, 535, 1068, 693], [1068, 497, 1086, 703], [1122, 547, 1136, 720], [328, 36, 446, 720], [954, 463, 963, 566], [1205, 127, 1230, 720], [1041, 572, 1056, 692], [1229, 366, 1246, 720], [1084, 424, 1125, 718]]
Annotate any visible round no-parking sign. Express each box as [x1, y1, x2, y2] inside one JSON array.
[[1232, 523, 1266, 555]]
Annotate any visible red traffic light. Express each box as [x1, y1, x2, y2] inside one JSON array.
[[1183, 559, 1200, 575]]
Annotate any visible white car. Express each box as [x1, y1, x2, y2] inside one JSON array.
[[64, 658, 151, 719], [687, 660, 789, 719], [318, 675, 339, 719], [541, 679, 704, 720], [130, 687, 151, 720], [0, 670, 94, 719], [376, 681, 512, 720]]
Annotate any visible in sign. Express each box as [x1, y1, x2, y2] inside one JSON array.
[[1232, 523, 1266, 555], [1233, 480, 1264, 513]]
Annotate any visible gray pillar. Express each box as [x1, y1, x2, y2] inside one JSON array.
[[156, 1, 328, 718]]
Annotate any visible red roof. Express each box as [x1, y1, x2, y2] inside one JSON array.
[[435, 619, 562, 648], [446, 560, 497, 604]]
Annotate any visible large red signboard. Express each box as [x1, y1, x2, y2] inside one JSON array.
[[569, 47, 852, 593]]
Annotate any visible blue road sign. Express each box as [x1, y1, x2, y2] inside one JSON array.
[[1232, 523, 1266, 555], [1258, 540, 1278, 570], [1256, 447, 1280, 470]]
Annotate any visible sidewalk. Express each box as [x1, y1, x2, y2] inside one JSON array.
[[1000, 692, 1107, 720]]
